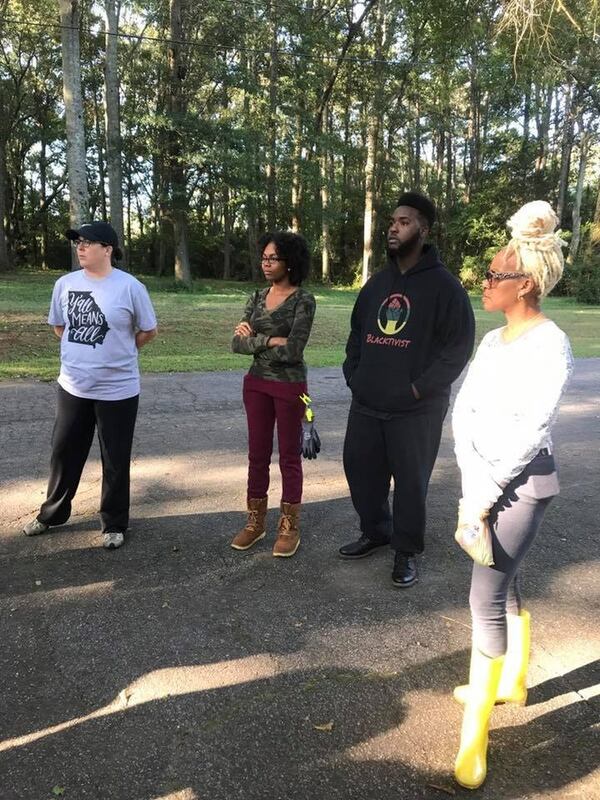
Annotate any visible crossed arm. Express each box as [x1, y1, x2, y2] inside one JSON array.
[[233, 320, 286, 349]]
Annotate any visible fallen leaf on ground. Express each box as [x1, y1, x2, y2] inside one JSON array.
[[52, 787, 65, 797], [312, 721, 334, 732]]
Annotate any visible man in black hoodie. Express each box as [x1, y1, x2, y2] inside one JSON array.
[[340, 192, 475, 587]]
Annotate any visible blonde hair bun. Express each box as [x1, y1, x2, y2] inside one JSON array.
[[505, 200, 565, 297], [507, 200, 559, 241]]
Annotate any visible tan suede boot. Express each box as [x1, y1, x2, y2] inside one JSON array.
[[273, 502, 300, 557], [231, 497, 268, 550]]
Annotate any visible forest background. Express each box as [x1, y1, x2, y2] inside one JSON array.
[[1, 0, 599, 302]]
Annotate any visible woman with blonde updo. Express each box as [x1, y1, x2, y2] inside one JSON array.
[[451, 201, 573, 789]]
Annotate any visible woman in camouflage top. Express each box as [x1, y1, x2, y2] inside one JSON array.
[[231, 232, 316, 557]]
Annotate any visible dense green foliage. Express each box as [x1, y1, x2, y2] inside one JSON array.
[[1, 1, 599, 300]]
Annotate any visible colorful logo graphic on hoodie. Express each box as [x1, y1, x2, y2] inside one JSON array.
[[377, 293, 410, 335]]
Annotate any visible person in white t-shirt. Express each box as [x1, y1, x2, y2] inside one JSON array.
[[450, 202, 573, 789], [22, 222, 158, 550]]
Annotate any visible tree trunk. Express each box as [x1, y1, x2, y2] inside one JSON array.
[[136, 192, 144, 238], [361, 0, 383, 286], [93, 83, 107, 219], [242, 50, 260, 279], [339, 89, 351, 274], [481, 91, 490, 169], [152, 151, 167, 276], [584, 178, 600, 263], [0, 134, 10, 271], [104, 0, 126, 263], [223, 184, 232, 280], [247, 215, 260, 281], [534, 82, 551, 186], [361, 114, 380, 286], [168, 0, 192, 286], [0, 80, 10, 271], [556, 85, 576, 226], [522, 78, 531, 147], [58, 0, 89, 269], [549, 86, 562, 183], [266, 1, 278, 230], [465, 52, 480, 201], [445, 131, 453, 216], [568, 130, 590, 265], [126, 155, 132, 254], [414, 98, 421, 190], [435, 128, 445, 186], [372, 125, 393, 268], [39, 134, 49, 268], [291, 108, 303, 233], [320, 145, 330, 282]]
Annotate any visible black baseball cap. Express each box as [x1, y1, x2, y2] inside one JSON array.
[[396, 192, 436, 227], [65, 222, 119, 249]]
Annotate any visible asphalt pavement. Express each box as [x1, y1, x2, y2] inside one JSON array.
[[0, 362, 598, 800]]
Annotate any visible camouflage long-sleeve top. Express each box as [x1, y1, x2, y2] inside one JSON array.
[[232, 287, 316, 382]]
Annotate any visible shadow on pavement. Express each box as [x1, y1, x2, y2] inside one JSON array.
[[1, 649, 598, 800], [1, 495, 599, 798]]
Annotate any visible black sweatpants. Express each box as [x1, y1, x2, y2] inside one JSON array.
[[343, 403, 447, 554], [38, 385, 139, 533]]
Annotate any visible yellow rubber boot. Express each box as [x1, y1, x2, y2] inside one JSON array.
[[453, 610, 531, 706], [454, 649, 504, 790], [496, 610, 530, 705]]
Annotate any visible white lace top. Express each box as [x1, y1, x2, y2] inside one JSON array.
[[452, 320, 573, 513]]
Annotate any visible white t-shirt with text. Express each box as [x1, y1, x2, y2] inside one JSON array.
[[48, 268, 157, 400]]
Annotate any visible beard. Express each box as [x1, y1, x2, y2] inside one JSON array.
[[387, 229, 422, 258]]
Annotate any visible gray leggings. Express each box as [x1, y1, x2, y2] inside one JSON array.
[[469, 452, 558, 658]]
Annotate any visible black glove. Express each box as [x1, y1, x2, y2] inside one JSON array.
[[300, 419, 321, 459]]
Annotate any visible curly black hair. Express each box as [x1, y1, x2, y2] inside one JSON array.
[[259, 231, 311, 286], [396, 191, 436, 230]]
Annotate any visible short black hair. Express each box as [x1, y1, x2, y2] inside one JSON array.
[[396, 191, 436, 229], [259, 231, 310, 286]]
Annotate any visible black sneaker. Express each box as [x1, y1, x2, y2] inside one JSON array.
[[339, 533, 389, 559], [392, 552, 418, 587]]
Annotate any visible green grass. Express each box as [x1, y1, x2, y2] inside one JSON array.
[[0, 270, 598, 381]]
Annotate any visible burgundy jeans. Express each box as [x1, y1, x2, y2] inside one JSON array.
[[243, 374, 307, 504]]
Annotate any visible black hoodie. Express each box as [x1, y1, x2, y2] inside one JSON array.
[[343, 245, 475, 414]]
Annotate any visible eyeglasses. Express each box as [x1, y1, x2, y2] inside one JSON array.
[[74, 239, 107, 249], [261, 255, 283, 265], [484, 270, 526, 284]]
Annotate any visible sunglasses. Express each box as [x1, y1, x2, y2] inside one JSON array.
[[484, 270, 526, 284]]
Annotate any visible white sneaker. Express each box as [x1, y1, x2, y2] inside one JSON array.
[[103, 531, 124, 549], [23, 518, 50, 536]]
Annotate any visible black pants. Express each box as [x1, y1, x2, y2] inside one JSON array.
[[38, 385, 139, 533], [343, 403, 447, 554]]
